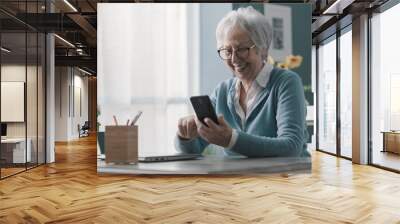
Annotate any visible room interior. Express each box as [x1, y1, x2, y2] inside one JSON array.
[[0, 0, 400, 223]]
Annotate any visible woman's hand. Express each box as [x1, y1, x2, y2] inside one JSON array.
[[195, 115, 232, 148], [177, 115, 199, 140]]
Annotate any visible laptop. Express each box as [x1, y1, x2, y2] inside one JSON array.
[[138, 152, 202, 162], [1, 123, 7, 140]]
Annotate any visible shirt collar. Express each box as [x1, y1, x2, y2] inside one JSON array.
[[234, 61, 273, 90], [254, 62, 273, 88]]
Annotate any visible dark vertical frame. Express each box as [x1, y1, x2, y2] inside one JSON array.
[[24, 0, 28, 171], [80, 88, 82, 117], [0, 24, 2, 179], [25, 0, 40, 170], [36, 0, 39, 168], [44, 0, 48, 165], [315, 44, 319, 151], [336, 28, 341, 157], [59, 68, 61, 117], [367, 11, 373, 165], [72, 68, 75, 118], [69, 70, 71, 118]]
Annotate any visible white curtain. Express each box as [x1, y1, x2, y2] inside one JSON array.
[[98, 3, 200, 156]]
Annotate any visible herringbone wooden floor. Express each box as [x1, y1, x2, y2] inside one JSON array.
[[1, 135, 400, 224]]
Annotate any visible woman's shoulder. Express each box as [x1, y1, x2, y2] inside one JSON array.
[[214, 77, 237, 93], [209, 77, 236, 101], [272, 67, 300, 79], [271, 67, 302, 86]]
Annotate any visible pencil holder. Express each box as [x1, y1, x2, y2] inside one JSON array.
[[105, 125, 138, 164]]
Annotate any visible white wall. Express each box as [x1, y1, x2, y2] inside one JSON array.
[[72, 73, 89, 138], [55, 67, 89, 141], [98, 4, 232, 122], [199, 4, 232, 95], [98, 4, 199, 155], [55, 67, 69, 141], [1, 64, 46, 163], [1, 66, 26, 132], [1, 65, 39, 137]]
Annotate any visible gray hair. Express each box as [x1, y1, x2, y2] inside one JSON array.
[[216, 6, 272, 60]]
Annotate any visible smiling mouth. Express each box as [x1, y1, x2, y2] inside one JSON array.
[[234, 64, 247, 72]]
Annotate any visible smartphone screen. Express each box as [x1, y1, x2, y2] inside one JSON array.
[[190, 95, 219, 126]]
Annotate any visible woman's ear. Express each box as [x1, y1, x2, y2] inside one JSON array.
[[260, 48, 268, 61], [254, 46, 266, 59]]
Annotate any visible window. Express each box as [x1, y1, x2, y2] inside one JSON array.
[[98, 4, 200, 156], [316, 26, 353, 159], [0, 1, 46, 179], [317, 36, 337, 154], [371, 3, 400, 171], [339, 28, 352, 158]]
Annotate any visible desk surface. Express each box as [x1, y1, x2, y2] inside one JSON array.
[[1, 138, 26, 143], [381, 131, 400, 134], [97, 156, 311, 175]]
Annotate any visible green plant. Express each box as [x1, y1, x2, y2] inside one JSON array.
[[97, 106, 101, 132], [303, 84, 312, 93]]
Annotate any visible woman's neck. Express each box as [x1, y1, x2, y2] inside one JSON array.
[[240, 79, 254, 93], [240, 62, 264, 92]]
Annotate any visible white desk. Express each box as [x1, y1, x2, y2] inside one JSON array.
[[1, 138, 31, 163], [97, 156, 311, 175]]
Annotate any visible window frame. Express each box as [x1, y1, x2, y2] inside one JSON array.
[[315, 24, 353, 161]]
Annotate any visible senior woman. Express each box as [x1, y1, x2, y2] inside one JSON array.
[[175, 6, 309, 158]]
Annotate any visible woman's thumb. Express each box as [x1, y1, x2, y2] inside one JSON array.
[[218, 115, 226, 125]]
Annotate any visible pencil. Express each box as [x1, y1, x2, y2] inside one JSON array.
[[130, 111, 143, 126], [113, 115, 118, 126]]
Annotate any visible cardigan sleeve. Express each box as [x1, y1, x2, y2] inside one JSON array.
[[174, 84, 220, 154], [230, 74, 308, 157], [174, 135, 210, 154]]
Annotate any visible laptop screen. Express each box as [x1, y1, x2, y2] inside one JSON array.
[[1, 123, 7, 137]]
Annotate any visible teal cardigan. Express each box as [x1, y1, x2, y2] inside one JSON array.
[[175, 68, 310, 158]]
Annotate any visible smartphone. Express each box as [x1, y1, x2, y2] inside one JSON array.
[[190, 95, 219, 126]]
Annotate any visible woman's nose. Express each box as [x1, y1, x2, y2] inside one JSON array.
[[231, 51, 241, 64]]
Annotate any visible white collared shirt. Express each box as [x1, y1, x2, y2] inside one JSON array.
[[227, 62, 273, 149]]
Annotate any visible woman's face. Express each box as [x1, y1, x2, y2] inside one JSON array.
[[220, 26, 263, 81]]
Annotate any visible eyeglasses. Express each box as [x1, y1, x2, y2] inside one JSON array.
[[217, 44, 256, 60]]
